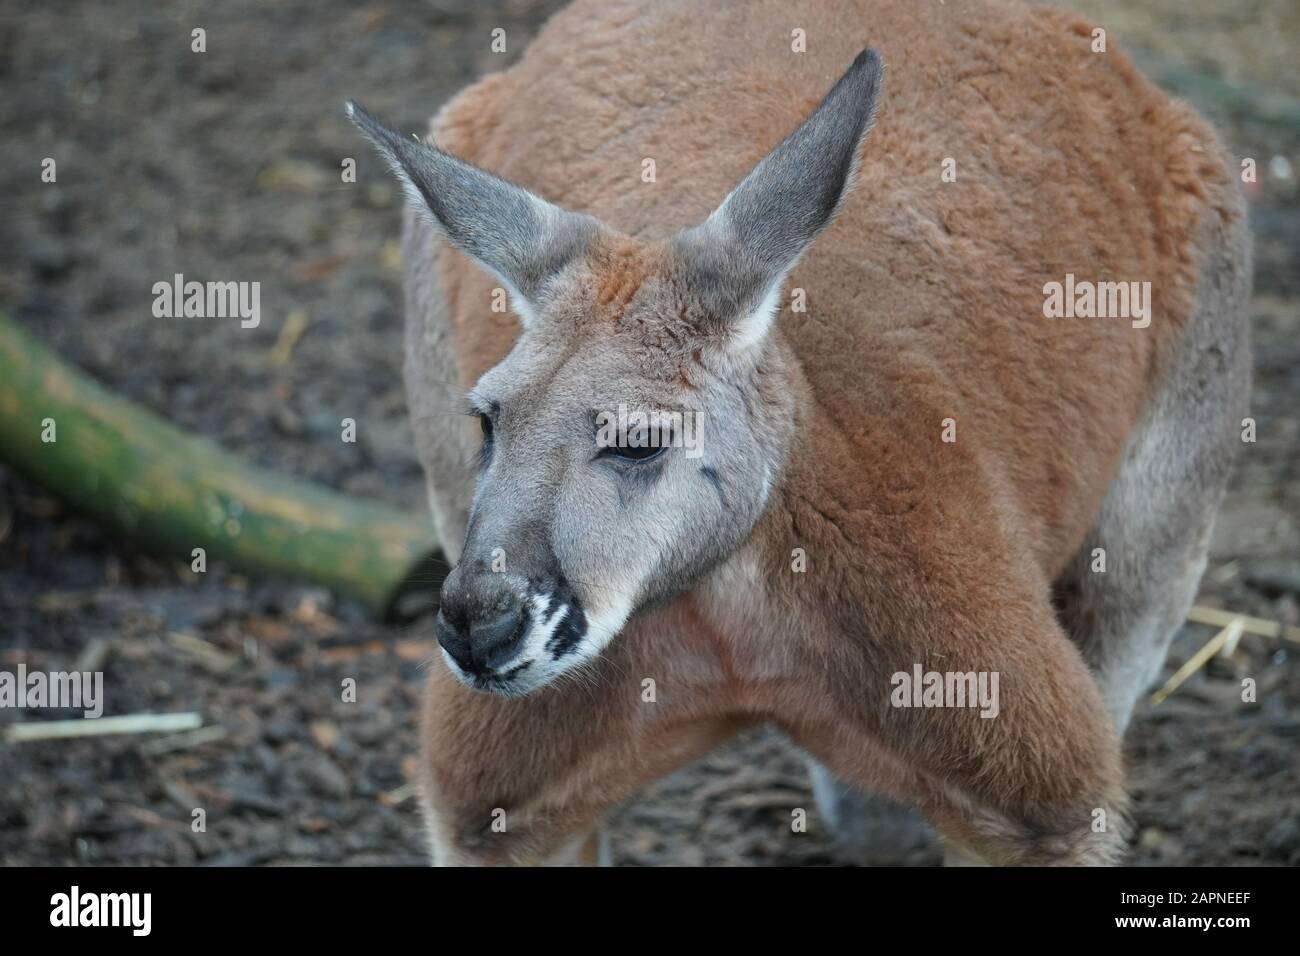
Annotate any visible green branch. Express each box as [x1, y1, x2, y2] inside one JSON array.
[[0, 313, 442, 619]]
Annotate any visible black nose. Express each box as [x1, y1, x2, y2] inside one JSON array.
[[435, 603, 527, 675]]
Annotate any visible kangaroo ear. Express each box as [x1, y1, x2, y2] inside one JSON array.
[[671, 48, 884, 348], [346, 102, 598, 327]]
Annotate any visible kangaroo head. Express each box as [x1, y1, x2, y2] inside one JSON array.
[[350, 49, 882, 696]]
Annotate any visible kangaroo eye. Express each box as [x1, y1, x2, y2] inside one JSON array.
[[598, 430, 666, 464], [600, 443, 666, 463], [479, 413, 494, 440]]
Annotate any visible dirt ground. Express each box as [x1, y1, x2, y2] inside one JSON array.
[[1, 0, 1297, 866]]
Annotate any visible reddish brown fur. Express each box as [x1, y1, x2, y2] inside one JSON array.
[[411, 0, 1245, 864], [591, 236, 653, 320]]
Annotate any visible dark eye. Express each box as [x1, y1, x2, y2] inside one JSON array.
[[598, 434, 666, 464], [479, 413, 494, 441]]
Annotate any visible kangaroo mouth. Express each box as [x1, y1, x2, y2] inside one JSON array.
[[463, 659, 534, 697], [440, 584, 598, 697]]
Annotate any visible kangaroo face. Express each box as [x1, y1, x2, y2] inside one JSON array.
[[434, 241, 793, 694], [349, 48, 881, 694]]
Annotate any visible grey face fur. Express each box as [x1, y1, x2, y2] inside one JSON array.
[[349, 49, 883, 696]]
